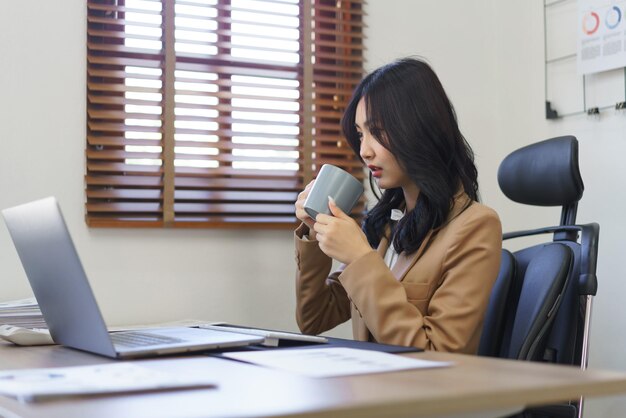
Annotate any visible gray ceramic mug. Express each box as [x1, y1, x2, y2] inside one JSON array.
[[303, 164, 364, 219]]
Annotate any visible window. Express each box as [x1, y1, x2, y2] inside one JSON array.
[[86, 0, 364, 228]]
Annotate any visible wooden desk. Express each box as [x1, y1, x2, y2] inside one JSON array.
[[1, 342, 626, 418]]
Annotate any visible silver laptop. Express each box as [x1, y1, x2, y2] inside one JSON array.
[[1, 197, 264, 359]]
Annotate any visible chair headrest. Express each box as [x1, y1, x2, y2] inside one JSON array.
[[497, 136, 584, 207]]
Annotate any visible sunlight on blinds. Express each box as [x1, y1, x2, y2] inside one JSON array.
[[86, 0, 364, 227], [124, 0, 300, 172]]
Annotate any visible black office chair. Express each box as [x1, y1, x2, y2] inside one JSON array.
[[479, 136, 599, 418]]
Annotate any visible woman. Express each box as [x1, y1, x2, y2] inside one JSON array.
[[294, 57, 502, 353]]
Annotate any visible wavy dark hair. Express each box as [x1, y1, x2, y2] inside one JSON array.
[[341, 57, 479, 254]]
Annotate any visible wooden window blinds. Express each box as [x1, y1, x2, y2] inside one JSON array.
[[86, 0, 364, 228]]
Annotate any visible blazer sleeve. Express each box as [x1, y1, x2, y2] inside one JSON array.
[[338, 208, 502, 353], [294, 223, 352, 335]]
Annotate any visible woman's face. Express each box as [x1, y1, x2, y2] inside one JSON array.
[[355, 98, 413, 192]]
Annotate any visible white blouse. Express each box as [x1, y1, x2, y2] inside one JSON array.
[[383, 209, 404, 269]]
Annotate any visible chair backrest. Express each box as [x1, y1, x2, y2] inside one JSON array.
[[505, 243, 573, 361], [480, 244, 575, 361], [482, 135, 599, 366], [478, 249, 515, 357]]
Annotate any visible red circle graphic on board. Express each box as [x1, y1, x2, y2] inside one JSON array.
[[583, 11, 600, 35]]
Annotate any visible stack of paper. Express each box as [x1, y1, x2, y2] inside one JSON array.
[[0, 363, 216, 403], [0, 298, 47, 329]]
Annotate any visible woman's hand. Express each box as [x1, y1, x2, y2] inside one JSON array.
[[313, 197, 373, 264], [295, 180, 316, 232]]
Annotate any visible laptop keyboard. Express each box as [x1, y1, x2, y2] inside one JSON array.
[[110, 331, 185, 348]]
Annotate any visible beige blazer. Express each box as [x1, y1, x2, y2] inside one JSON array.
[[294, 192, 502, 354]]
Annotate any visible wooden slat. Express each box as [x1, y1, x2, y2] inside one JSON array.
[[177, 176, 301, 189], [88, 110, 300, 129], [89, 38, 305, 59], [87, 43, 164, 56], [311, 62, 364, 74], [87, 136, 300, 153], [315, 4, 365, 15], [175, 203, 295, 214], [314, 4, 364, 16], [87, 15, 161, 30], [313, 16, 364, 28], [315, 39, 365, 50], [87, 150, 161, 160], [173, 129, 298, 139], [172, 216, 297, 225], [87, 149, 298, 164], [312, 158, 362, 169], [172, 166, 301, 177], [87, 217, 299, 229], [87, 188, 297, 202], [87, 189, 162, 200], [87, 202, 295, 214], [87, 136, 299, 153], [87, 161, 163, 173], [85, 175, 163, 187], [86, 202, 163, 213], [88, 110, 162, 120], [175, 62, 300, 80], [312, 145, 356, 155], [88, 122, 161, 133], [88, 28, 159, 42], [87, 161, 302, 178], [218, 3, 298, 19], [87, 136, 161, 147], [87, 218, 164, 228], [91, 122, 300, 136], [85, 175, 300, 190], [314, 27, 364, 39], [87, 82, 162, 94], [311, 73, 362, 84], [88, 2, 162, 15], [88, 67, 162, 80], [174, 141, 298, 152], [88, 95, 302, 116], [87, 54, 162, 68], [314, 51, 364, 62]]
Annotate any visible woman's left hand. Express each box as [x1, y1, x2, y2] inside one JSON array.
[[313, 197, 373, 265]]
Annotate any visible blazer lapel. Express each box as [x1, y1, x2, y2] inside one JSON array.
[[391, 229, 434, 282]]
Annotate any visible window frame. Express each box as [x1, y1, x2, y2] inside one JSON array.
[[86, 0, 365, 228]]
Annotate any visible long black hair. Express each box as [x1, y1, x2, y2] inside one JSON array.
[[341, 57, 479, 255]]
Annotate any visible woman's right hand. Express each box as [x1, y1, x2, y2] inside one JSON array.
[[295, 180, 316, 232]]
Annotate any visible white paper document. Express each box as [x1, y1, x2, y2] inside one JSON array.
[[0, 363, 216, 403], [0, 297, 46, 329], [223, 347, 452, 378]]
